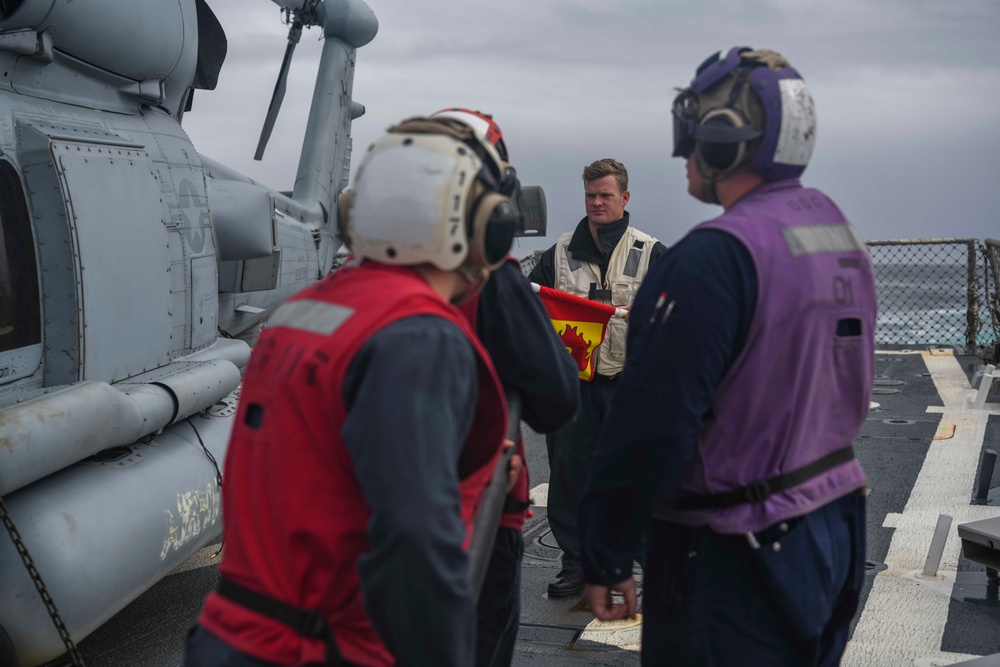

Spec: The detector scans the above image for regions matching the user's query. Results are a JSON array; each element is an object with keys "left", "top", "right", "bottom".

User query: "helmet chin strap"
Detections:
[
  {"left": 452, "top": 263, "right": 490, "bottom": 305},
  {"left": 697, "top": 152, "right": 757, "bottom": 205},
  {"left": 696, "top": 154, "right": 722, "bottom": 205}
]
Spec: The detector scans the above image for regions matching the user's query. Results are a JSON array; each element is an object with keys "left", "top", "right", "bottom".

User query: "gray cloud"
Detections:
[{"left": 185, "top": 0, "right": 1000, "bottom": 249}]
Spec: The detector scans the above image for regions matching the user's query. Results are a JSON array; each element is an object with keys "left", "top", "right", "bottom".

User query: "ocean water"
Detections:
[{"left": 872, "top": 255, "right": 998, "bottom": 348}]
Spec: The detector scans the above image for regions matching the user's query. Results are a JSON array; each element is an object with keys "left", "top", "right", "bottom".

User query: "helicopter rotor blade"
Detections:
[{"left": 254, "top": 21, "right": 303, "bottom": 161}]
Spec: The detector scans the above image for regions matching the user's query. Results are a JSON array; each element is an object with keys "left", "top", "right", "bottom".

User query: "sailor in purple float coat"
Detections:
[
  {"left": 579, "top": 47, "right": 876, "bottom": 666},
  {"left": 655, "top": 179, "right": 874, "bottom": 533}
]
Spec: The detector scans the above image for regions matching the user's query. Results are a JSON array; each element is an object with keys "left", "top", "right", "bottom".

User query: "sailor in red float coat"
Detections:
[
  {"left": 197, "top": 262, "right": 507, "bottom": 666},
  {"left": 186, "top": 114, "right": 522, "bottom": 667}
]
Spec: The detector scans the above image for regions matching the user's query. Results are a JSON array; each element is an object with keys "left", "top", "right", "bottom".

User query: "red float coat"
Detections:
[{"left": 198, "top": 262, "right": 507, "bottom": 666}]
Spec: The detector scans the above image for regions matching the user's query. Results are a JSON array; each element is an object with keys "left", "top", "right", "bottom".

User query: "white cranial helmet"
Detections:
[{"left": 339, "top": 117, "right": 517, "bottom": 274}]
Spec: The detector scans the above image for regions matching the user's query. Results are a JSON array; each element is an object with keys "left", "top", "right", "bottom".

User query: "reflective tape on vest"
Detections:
[
  {"left": 268, "top": 299, "right": 355, "bottom": 335},
  {"left": 782, "top": 224, "right": 867, "bottom": 257}
]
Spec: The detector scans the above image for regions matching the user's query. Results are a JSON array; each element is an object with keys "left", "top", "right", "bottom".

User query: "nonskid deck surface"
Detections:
[
  {"left": 68, "top": 349, "right": 1000, "bottom": 666},
  {"left": 844, "top": 348, "right": 1000, "bottom": 666}
]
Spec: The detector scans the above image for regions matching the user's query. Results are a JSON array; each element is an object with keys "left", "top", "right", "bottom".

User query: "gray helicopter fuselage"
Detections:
[{"left": 0, "top": 0, "right": 377, "bottom": 664}]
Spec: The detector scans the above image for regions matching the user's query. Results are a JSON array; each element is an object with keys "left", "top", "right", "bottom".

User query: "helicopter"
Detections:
[{"left": 0, "top": 0, "right": 379, "bottom": 664}]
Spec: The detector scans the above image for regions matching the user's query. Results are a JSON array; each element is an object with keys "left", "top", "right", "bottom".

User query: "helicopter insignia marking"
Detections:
[
  {"left": 177, "top": 178, "right": 209, "bottom": 254},
  {"left": 160, "top": 481, "right": 222, "bottom": 561}
]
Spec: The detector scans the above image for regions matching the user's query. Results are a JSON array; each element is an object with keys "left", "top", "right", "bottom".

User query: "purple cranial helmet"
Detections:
[{"left": 672, "top": 46, "right": 816, "bottom": 183}]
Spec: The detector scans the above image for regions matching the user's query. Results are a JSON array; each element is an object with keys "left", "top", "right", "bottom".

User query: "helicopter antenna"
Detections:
[{"left": 254, "top": 0, "right": 322, "bottom": 161}]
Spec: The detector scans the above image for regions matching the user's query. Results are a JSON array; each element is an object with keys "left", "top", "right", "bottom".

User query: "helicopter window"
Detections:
[{"left": 0, "top": 161, "right": 40, "bottom": 353}]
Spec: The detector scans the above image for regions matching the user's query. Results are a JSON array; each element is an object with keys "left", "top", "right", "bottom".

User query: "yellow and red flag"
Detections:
[{"left": 532, "top": 284, "right": 621, "bottom": 382}]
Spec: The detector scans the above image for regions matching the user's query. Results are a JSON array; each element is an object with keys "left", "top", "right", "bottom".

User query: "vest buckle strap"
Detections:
[
  {"left": 673, "top": 446, "right": 857, "bottom": 511},
  {"left": 588, "top": 283, "right": 612, "bottom": 301},
  {"left": 503, "top": 497, "right": 531, "bottom": 514},
  {"left": 217, "top": 576, "right": 344, "bottom": 666},
  {"left": 743, "top": 480, "right": 772, "bottom": 504}
]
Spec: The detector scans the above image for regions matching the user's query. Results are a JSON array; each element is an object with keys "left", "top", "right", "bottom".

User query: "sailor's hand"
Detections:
[
  {"left": 621, "top": 304, "right": 632, "bottom": 323},
  {"left": 503, "top": 439, "right": 522, "bottom": 493},
  {"left": 584, "top": 578, "right": 637, "bottom": 621}
]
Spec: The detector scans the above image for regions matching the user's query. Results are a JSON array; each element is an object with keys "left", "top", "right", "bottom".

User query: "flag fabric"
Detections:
[{"left": 533, "top": 284, "right": 620, "bottom": 382}]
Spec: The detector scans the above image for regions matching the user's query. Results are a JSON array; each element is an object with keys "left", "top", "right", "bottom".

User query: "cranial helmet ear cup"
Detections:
[
  {"left": 697, "top": 107, "right": 749, "bottom": 172},
  {"left": 466, "top": 191, "right": 517, "bottom": 270},
  {"left": 336, "top": 189, "right": 355, "bottom": 246},
  {"left": 498, "top": 166, "right": 527, "bottom": 236}
]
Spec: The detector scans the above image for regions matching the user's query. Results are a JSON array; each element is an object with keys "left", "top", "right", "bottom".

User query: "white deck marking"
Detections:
[
  {"left": 580, "top": 614, "right": 643, "bottom": 650},
  {"left": 529, "top": 482, "right": 549, "bottom": 508},
  {"left": 843, "top": 351, "right": 997, "bottom": 666}
]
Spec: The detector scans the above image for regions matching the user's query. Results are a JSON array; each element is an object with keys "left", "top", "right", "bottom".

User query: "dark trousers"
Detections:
[
  {"left": 546, "top": 380, "right": 618, "bottom": 572},
  {"left": 184, "top": 626, "right": 277, "bottom": 666},
  {"left": 475, "top": 527, "right": 524, "bottom": 667},
  {"left": 184, "top": 625, "right": 355, "bottom": 667},
  {"left": 641, "top": 491, "right": 866, "bottom": 667}
]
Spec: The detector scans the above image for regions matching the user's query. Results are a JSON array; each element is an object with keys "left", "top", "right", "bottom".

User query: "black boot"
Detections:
[{"left": 547, "top": 570, "right": 585, "bottom": 598}]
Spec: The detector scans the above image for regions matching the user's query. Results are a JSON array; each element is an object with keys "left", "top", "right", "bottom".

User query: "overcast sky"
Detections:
[{"left": 184, "top": 0, "right": 999, "bottom": 256}]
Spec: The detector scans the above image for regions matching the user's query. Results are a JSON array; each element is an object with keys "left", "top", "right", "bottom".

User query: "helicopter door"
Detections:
[{"left": 0, "top": 160, "right": 42, "bottom": 385}]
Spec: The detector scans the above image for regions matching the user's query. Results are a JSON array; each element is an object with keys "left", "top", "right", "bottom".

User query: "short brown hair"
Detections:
[{"left": 582, "top": 158, "right": 628, "bottom": 194}]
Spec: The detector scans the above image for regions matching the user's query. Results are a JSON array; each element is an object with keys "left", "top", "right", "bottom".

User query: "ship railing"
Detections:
[
  {"left": 868, "top": 238, "right": 998, "bottom": 357},
  {"left": 519, "top": 238, "right": 1000, "bottom": 360},
  {"left": 518, "top": 251, "right": 541, "bottom": 277},
  {"left": 985, "top": 239, "right": 1000, "bottom": 362}
]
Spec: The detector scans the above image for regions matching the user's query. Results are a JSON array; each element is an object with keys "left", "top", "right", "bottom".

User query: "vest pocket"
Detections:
[
  {"left": 606, "top": 315, "right": 628, "bottom": 358},
  {"left": 831, "top": 333, "right": 872, "bottom": 422},
  {"left": 605, "top": 284, "right": 635, "bottom": 359},
  {"left": 611, "top": 283, "right": 635, "bottom": 306}
]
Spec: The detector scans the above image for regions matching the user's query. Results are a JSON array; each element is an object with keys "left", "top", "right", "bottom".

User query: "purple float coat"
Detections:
[{"left": 654, "top": 179, "right": 876, "bottom": 533}]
